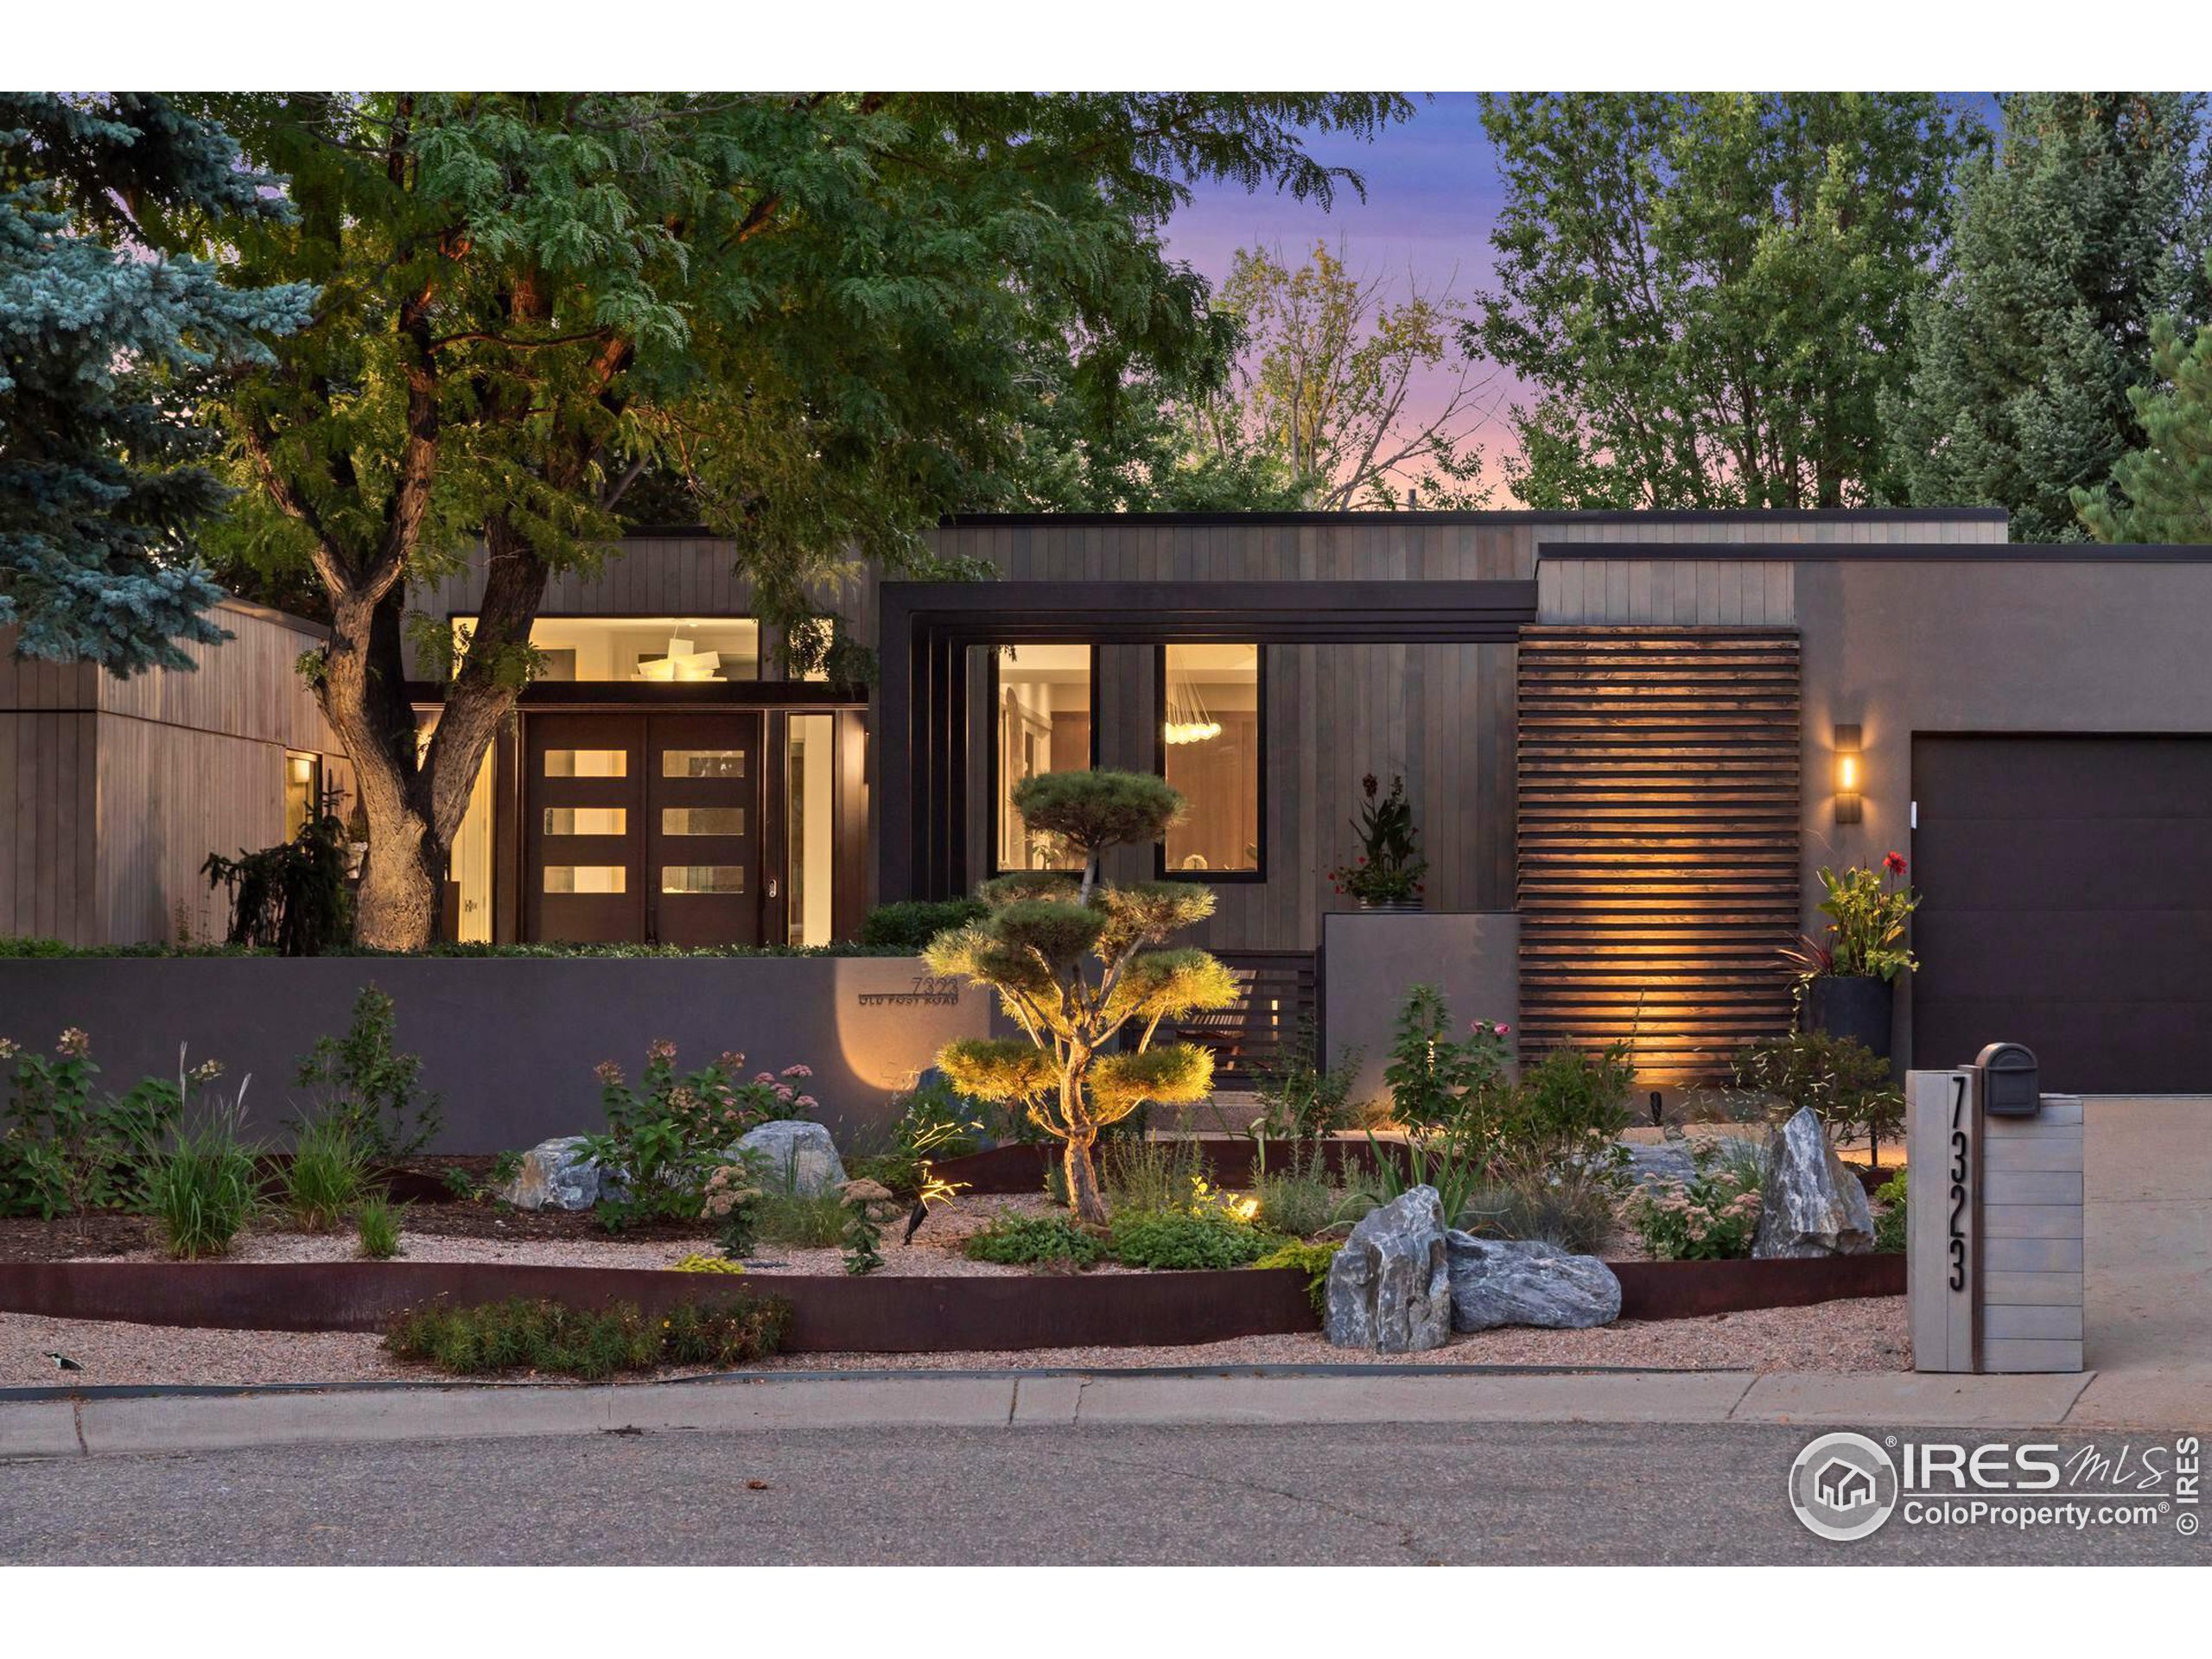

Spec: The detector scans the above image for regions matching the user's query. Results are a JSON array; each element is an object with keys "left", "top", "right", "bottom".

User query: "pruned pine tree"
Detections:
[{"left": 925, "top": 771, "right": 1239, "bottom": 1225}]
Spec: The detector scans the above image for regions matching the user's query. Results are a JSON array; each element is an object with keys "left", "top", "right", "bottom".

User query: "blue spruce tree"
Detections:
[{"left": 0, "top": 94, "right": 314, "bottom": 673}]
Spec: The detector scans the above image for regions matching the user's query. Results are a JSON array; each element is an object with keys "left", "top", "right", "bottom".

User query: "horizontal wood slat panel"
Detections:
[{"left": 1518, "top": 627, "right": 1801, "bottom": 1084}]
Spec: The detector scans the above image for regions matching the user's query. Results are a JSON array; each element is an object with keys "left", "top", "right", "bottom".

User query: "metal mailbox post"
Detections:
[{"left": 1907, "top": 1044, "right": 2085, "bottom": 1374}]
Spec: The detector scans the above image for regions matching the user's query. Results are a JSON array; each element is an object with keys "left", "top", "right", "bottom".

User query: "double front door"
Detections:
[{"left": 524, "top": 712, "right": 762, "bottom": 945}]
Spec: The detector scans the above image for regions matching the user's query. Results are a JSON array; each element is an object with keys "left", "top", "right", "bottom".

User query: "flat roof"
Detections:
[{"left": 1534, "top": 540, "right": 2212, "bottom": 562}]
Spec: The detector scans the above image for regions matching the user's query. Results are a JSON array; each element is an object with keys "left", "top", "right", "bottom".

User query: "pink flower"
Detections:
[
  {"left": 717, "top": 1050, "right": 747, "bottom": 1071},
  {"left": 795, "top": 1095, "right": 818, "bottom": 1111},
  {"left": 753, "top": 1071, "right": 778, "bottom": 1085},
  {"left": 773, "top": 1084, "right": 796, "bottom": 1102},
  {"left": 646, "top": 1038, "right": 677, "bottom": 1064},
  {"left": 56, "top": 1027, "right": 90, "bottom": 1058},
  {"left": 780, "top": 1064, "right": 813, "bottom": 1078},
  {"left": 594, "top": 1060, "right": 625, "bottom": 1086}
]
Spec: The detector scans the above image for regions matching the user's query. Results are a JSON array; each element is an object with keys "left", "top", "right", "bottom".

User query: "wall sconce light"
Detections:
[{"left": 1834, "top": 723, "right": 1863, "bottom": 824}]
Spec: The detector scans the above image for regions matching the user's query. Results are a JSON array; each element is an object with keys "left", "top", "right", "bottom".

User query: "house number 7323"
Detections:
[{"left": 1948, "top": 1073, "right": 1969, "bottom": 1292}]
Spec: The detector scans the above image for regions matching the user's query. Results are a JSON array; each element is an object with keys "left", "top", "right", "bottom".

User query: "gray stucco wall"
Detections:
[
  {"left": 1795, "top": 556, "right": 2212, "bottom": 1071},
  {"left": 0, "top": 957, "right": 990, "bottom": 1153},
  {"left": 1322, "top": 911, "right": 1520, "bottom": 1109}
]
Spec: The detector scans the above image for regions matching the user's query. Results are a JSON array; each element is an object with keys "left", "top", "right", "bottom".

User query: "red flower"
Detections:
[{"left": 1882, "top": 851, "right": 1907, "bottom": 877}]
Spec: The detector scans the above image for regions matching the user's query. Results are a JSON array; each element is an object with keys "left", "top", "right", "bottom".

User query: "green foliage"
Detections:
[
  {"left": 1889, "top": 94, "right": 2212, "bottom": 542},
  {"left": 928, "top": 771, "right": 1236, "bottom": 1223},
  {"left": 1109, "top": 1207, "right": 1274, "bottom": 1270},
  {"left": 1802, "top": 861, "right": 1920, "bottom": 982},
  {"left": 283, "top": 1113, "right": 371, "bottom": 1230},
  {"left": 0, "top": 94, "right": 314, "bottom": 674},
  {"left": 669, "top": 1252, "right": 747, "bottom": 1274},
  {"left": 1329, "top": 772, "right": 1427, "bottom": 906},
  {"left": 1459, "top": 1174, "right": 1618, "bottom": 1256},
  {"left": 1476, "top": 92, "right": 1982, "bottom": 509},
  {"left": 385, "top": 1294, "right": 789, "bottom": 1379},
  {"left": 1382, "top": 984, "right": 1512, "bottom": 1129},
  {"left": 1245, "top": 1019, "right": 1363, "bottom": 1142},
  {"left": 202, "top": 807, "right": 353, "bottom": 957},
  {"left": 858, "top": 899, "right": 988, "bottom": 951},
  {"left": 0, "top": 1030, "right": 190, "bottom": 1218},
  {"left": 840, "top": 1197, "right": 886, "bottom": 1275},
  {"left": 294, "top": 986, "right": 443, "bottom": 1163},
  {"left": 2079, "top": 264, "right": 2212, "bottom": 544},
  {"left": 1623, "top": 1146, "right": 1763, "bottom": 1261},
  {"left": 441, "top": 1165, "right": 483, "bottom": 1200},
  {"left": 1177, "top": 239, "right": 1492, "bottom": 509},
  {"left": 1873, "top": 1170, "right": 1909, "bottom": 1255},
  {"left": 1249, "top": 1147, "right": 1340, "bottom": 1239},
  {"left": 963, "top": 1212, "right": 1107, "bottom": 1268},
  {"left": 582, "top": 1041, "right": 812, "bottom": 1231},
  {"left": 1251, "top": 1238, "right": 1343, "bottom": 1316},
  {"left": 1101, "top": 1137, "right": 1214, "bottom": 1217},
  {"left": 143, "top": 1098, "right": 263, "bottom": 1259},
  {"left": 1732, "top": 1031, "right": 1905, "bottom": 1154},
  {"left": 0, "top": 937, "right": 912, "bottom": 960},
  {"left": 355, "top": 1193, "right": 404, "bottom": 1260},
  {"left": 752, "top": 1187, "right": 848, "bottom": 1249}
]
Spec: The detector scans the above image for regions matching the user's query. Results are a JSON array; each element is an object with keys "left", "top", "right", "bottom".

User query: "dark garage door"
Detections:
[{"left": 1913, "top": 735, "right": 2212, "bottom": 1092}]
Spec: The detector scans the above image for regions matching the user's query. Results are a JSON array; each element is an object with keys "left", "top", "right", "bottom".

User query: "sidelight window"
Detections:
[{"left": 1159, "top": 643, "right": 1262, "bottom": 878}]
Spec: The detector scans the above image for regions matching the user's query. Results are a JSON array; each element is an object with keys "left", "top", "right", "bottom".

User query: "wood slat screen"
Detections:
[{"left": 1516, "top": 627, "right": 1802, "bottom": 1084}]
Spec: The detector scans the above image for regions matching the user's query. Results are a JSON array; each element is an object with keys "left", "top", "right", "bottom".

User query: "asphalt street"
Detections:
[{"left": 3, "top": 1420, "right": 2202, "bottom": 1565}]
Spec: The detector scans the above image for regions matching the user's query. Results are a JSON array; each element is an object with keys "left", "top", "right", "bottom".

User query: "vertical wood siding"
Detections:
[{"left": 1516, "top": 627, "right": 1802, "bottom": 1083}]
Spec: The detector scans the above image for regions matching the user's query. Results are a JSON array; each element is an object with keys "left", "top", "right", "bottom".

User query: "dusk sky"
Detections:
[{"left": 1163, "top": 92, "right": 2007, "bottom": 499}]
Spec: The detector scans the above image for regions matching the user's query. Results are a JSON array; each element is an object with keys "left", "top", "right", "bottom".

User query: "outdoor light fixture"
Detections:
[{"left": 1834, "top": 724, "right": 1863, "bottom": 823}]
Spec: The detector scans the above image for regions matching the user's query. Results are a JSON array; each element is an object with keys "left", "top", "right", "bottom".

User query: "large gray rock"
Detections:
[
  {"left": 736, "top": 1120, "right": 847, "bottom": 1196},
  {"left": 1325, "top": 1185, "right": 1453, "bottom": 1353},
  {"left": 1446, "top": 1232, "right": 1622, "bottom": 1331},
  {"left": 1752, "top": 1105, "right": 1876, "bottom": 1258},
  {"left": 496, "top": 1136, "right": 605, "bottom": 1211}
]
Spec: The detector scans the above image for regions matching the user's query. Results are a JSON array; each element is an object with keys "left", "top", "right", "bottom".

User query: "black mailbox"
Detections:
[{"left": 1976, "top": 1042, "right": 2041, "bottom": 1116}]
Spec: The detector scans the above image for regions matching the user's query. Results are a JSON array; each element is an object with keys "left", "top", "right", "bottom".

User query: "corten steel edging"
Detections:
[
  {"left": 1608, "top": 1254, "right": 1904, "bottom": 1319},
  {"left": 0, "top": 1262, "right": 1321, "bottom": 1351}
]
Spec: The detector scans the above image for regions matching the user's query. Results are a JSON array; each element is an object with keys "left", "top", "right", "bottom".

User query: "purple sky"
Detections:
[{"left": 1163, "top": 92, "right": 2010, "bottom": 501}]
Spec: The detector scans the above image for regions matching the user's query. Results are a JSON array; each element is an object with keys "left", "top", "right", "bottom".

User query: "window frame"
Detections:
[
  {"left": 283, "top": 748, "right": 324, "bottom": 841},
  {"left": 1153, "top": 641, "right": 1267, "bottom": 884},
  {"left": 987, "top": 641, "right": 1100, "bottom": 876}
]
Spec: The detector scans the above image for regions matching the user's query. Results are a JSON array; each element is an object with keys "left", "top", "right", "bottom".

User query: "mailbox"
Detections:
[{"left": 1975, "top": 1042, "right": 2041, "bottom": 1116}]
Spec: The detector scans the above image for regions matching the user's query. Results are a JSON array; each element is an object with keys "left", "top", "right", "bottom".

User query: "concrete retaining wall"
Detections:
[
  {"left": 0, "top": 957, "right": 990, "bottom": 1152},
  {"left": 1322, "top": 911, "right": 1521, "bottom": 1107}
]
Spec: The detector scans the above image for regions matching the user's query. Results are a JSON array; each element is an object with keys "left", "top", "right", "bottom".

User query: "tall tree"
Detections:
[
  {"left": 0, "top": 95, "right": 313, "bottom": 672},
  {"left": 1887, "top": 93, "right": 2212, "bottom": 542},
  {"left": 189, "top": 93, "right": 1407, "bottom": 949},
  {"left": 2076, "top": 271, "right": 2212, "bottom": 543},
  {"left": 1181, "top": 240, "right": 1493, "bottom": 508},
  {"left": 1471, "top": 93, "right": 1982, "bottom": 510}
]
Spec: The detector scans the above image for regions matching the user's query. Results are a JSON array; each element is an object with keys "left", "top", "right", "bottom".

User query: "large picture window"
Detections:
[
  {"left": 992, "top": 644, "right": 1094, "bottom": 871},
  {"left": 1159, "top": 643, "right": 1262, "bottom": 878},
  {"left": 449, "top": 616, "right": 762, "bottom": 682}
]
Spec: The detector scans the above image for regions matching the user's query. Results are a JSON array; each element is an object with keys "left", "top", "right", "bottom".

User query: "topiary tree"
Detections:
[{"left": 925, "top": 770, "right": 1238, "bottom": 1224}]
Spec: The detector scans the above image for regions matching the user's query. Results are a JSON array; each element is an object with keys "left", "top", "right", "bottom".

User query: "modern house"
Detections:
[{"left": 9, "top": 506, "right": 2212, "bottom": 1096}]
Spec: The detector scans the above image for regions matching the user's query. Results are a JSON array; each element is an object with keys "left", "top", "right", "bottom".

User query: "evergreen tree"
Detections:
[
  {"left": 2076, "top": 271, "right": 2212, "bottom": 543},
  {"left": 1471, "top": 93, "right": 1981, "bottom": 510},
  {"left": 0, "top": 95, "right": 313, "bottom": 672},
  {"left": 1888, "top": 93, "right": 2212, "bottom": 542},
  {"left": 186, "top": 93, "right": 1405, "bottom": 949}
]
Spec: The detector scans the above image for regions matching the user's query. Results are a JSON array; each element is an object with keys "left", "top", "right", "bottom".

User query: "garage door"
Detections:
[{"left": 1913, "top": 735, "right": 2212, "bottom": 1092}]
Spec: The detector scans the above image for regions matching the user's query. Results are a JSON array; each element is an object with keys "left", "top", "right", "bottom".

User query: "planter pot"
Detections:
[
  {"left": 1356, "top": 897, "right": 1425, "bottom": 913},
  {"left": 1805, "top": 975, "right": 1894, "bottom": 1063}
]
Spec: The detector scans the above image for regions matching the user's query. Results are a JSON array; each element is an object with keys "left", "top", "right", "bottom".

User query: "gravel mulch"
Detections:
[{"left": 0, "top": 1295, "right": 1908, "bottom": 1389}]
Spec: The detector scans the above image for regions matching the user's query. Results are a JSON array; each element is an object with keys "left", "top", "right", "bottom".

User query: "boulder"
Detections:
[
  {"left": 1752, "top": 1105, "right": 1876, "bottom": 1258},
  {"left": 1324, "top": 1185, "right": 1453, "bottom": 1353},
  {"left": 496, "top": 1136, "right": 605, "bottom": 1212},
  {"left": 736, "top": 1120, "right": 848, "bottom": 1196},
  {"left": 1445, "top": 1233, "right": 1622, "bottom": 1331}
]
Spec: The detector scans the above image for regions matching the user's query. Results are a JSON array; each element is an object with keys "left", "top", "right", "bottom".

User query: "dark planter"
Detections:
[
  {"left": 1806, "top": 974, "right": 1894, "bottom": 1062},
  {"left": 1356, "top": 896, "right": 1424, "bottom": 913}
]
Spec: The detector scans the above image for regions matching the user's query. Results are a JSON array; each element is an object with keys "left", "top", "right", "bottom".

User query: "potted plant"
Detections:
[
  {"left": 1329, "top": 772, "right": 1427, "bottom": 911},
  {"left": 1783, "top": 851, "right": 1918, "bottom": 1061}
]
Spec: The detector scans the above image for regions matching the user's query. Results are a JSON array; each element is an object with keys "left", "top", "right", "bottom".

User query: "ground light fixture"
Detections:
[{"left": 1834, "top": 723, "right": 1863, "bottom": 823}]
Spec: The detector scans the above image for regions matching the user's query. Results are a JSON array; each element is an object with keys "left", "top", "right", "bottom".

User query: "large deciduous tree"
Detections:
[
  {"left": 188, "top": 92, "right": 1407, "bottom": 949},
  {"left": 1887, "top": 93, "right": 2212, "bottom": 542},
  {"left": 1179, "top": 239, "right": 1493, "bottom": 508},
  {"left": 0, "top": 94, "right": 313, "bottom": 672},
  {"left": 1471, "top": 92, "right": 1982, "bottom": 510}
]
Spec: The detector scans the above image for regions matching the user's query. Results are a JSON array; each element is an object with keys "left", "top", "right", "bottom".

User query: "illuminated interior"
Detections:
[
  {"left": 1162, "top": 643, "right": 1261, "bottom": 874},
  {"left": 283, "top": 750, "right": 321, "bottom": 841},
  {"left": 992, "top": 643, "right": 1092, "bottom": 871},
  {"left": 787, "top": 713, "right": 836, "bottom": 945},
  {"left": 450, "top": 616, "right": 762, "bottom": 682}
]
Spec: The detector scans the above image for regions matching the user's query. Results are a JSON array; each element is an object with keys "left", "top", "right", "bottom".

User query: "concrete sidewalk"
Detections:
[{"left": 3, "top": 1360, "right": 2172, "bottom": 1460}]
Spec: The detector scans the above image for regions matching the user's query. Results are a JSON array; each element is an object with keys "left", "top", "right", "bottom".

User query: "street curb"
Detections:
[{"left": 4, "top": 1364, "right": 2180, "bottom": 1459}]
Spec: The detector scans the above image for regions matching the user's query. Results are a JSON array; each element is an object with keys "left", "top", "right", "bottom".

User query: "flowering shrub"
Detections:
[
  {"left": 1328, "top": 772, "right": 1427, "bottom": 905},
  {"left": 1383, "top": 986, "right": 1511, "bottom": 1129},
  {"left": 1623, "top": 1147, "right": 1762, "bottom": 1261},
  {"left": 1787, "top": 854, "right": 1919, "bottom": 983},
  {"left": 581, "top": 1040, "right": 820, "bottom": 1230},
  {"left": 0, "top": 1029, "right": 205, "bottom": 1218}
]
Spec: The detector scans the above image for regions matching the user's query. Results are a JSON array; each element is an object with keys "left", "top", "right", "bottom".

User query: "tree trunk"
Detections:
[{"left": 1063, "top": 1133, "right": 1109, "bottom": 1226}]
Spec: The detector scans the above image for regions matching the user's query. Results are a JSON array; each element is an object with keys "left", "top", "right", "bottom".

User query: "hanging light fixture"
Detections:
[
  {"left": 1164, "top": 661, "right": 1221, "bottom": 746},
  {"left": 634, "top": 634, "right": 723, "bottom": 683}
]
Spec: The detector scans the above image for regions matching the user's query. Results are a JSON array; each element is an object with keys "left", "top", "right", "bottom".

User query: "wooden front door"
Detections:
[{"left": 524, "top": 711, "right": 763, "bottom": 946}]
